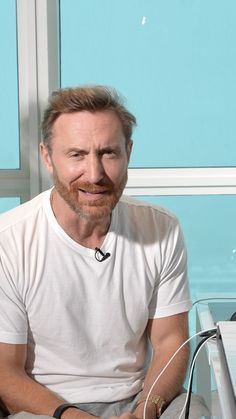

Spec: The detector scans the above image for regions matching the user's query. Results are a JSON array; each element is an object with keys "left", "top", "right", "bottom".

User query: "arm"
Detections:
[
  {"left": 133, "top": 312, "right": 189, "bottom": 419},
  {"left": 0, "top": 343, "right": 98, "bottom": 419}
]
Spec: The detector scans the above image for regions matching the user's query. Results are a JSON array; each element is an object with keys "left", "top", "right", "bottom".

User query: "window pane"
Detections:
[
  {"left": 0, "top": 197, "right": 20, "bottom": 213},
  {"left": 0, "top": 0, "right": 20, "bottom": 169},
  {"left": 137, "top": 195, "right": 236, "bottom": 297},
  {"left": 60, "top": 0, "right": 236, "bottom": 168}
]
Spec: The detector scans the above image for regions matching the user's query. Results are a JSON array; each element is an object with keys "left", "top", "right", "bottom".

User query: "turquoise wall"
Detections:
[
  {"left": 0, "top": 197, "right": 20, "bottom": 213},
  {"left": 0, "top": 0, "right": 20, "bottom": 212},
  {"left": 59, "top": 0, "right": 236, "bottom": 300},
  {"left": 0, "top": 0, "right": 19, "bottom": 169},
  {"left": 60, "top": 0, "right": 236, "bottom": 168},
  {"left": 138, "top": 195, "right": 236, "bottom": 297}
]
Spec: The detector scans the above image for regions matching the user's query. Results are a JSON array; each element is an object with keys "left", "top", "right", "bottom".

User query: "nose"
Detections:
[{"left": 85, "top": 154, "right": 105, "bottom": 184}]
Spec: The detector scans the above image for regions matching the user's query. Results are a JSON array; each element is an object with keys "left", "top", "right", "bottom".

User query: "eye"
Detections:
[
  {"left": 100, "top": 148, "right": 119, "bottom": 159},
  {"left": 104, "top": 150, "right": 116, "bottom": 158},
  {"left": 68, "top": 151, "right": 84, "bottom": 160}
]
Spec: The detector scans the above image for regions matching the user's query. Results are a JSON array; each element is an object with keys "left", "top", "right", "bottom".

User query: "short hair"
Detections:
[{"left": 41, "top": 85, "right": 137, "bottom": 151}]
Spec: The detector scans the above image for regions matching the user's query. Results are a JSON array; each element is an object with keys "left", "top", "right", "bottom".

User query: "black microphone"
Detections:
[{"left": 94, "top": 247, "right": 111, "bottom": 262}]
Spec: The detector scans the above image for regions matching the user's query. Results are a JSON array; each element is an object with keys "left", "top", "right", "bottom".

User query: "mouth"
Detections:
[{"left": 78, "top": 188, "right": 110, "bottom": 200}]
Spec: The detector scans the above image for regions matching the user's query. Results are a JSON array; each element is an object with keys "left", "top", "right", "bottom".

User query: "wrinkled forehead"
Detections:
[{"left": 51, "top": 110, "right": 128, "bottom": 148}]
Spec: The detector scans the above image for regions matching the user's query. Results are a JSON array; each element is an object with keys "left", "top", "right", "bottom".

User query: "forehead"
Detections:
[{"left": 52, "top": 110, "right": 124, "bottom": 141}]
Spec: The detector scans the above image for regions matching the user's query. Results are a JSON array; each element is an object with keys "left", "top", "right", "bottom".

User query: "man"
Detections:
[{"left": 0, "top": 86, "right": 209, "bottom": 419}]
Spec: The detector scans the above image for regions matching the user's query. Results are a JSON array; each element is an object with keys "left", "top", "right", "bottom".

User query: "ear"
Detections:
[
  {"left": 126, "top": 139, "right": 133, "bottom": 163},
  {"left": 40, "top": 143, "right": 53, "bottom": 176}
]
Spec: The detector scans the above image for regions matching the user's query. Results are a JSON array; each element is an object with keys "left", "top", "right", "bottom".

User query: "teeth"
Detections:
[
  {"left": 79, "top": 188, "right": 107, "bottom": 195},
  {"left": 81, "top": 190, "right": 104, "bottom": 194}
]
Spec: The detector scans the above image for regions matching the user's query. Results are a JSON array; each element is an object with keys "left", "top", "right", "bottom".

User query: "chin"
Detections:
[
  {"left": 76, "top": 206, "right": 112, "bottom": 221},
  {"left": 73, "top": 195, "right": 121, "bottom": 221}
]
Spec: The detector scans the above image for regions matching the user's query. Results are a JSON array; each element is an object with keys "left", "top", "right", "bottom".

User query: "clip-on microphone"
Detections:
[{"left": 94, "top": 247, "right": 111, "bottom": 262}]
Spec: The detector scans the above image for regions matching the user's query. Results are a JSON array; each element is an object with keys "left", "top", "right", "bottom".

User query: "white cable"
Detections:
[
  {"left": 176, "top": 333, "right": 216, "bottom": 419},
  {"left": 143, "top": 327, "right": 217, "bottom": 419}
]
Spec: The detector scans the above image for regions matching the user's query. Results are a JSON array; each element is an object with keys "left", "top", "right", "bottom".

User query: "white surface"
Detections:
[
  {"left": 196, "top": 298, "right": 236, "bottom": 419},
  {"left": 217, "top": 322, "right": 236, "bottom": 397}
]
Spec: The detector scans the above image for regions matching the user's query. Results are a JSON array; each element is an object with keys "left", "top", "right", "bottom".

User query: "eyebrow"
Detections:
[
  {"left": 66, "top": 145, "right": 122, "bottom": 154},
  {"left": 98, "top": 145, "right": 121, "bottom": 153},
  {"left": 66, "top": 147, "right": 86, "bottom": 155}
]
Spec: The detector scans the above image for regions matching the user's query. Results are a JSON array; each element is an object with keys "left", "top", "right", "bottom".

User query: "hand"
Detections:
[
  {"left": 133, "top": 401, "right": 158, "bottom": 419},
  {"left": 108, "top": 407, "right": 156, "bottom": 419},
  {"left": 108, "top": 414, "right": 139, "bottom": 419},
  {"left": 61, "top": 407, "right": 100, "bottom": 419}
]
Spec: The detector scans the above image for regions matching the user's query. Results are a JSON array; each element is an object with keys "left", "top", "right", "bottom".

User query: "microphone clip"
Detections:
[{"left": 95, "top": 247, "right": 111, "bottom": 262}]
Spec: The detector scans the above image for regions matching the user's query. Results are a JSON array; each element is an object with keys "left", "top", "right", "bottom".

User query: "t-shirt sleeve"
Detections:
[
  {"left": 148, "top": 216, "right": 192, "bottom": 318},
  {"left": 0, "top": 258, "right": 28, "bottom": 344}
]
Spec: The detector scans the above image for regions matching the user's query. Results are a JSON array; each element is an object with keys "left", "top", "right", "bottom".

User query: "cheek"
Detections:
[
  {"left": 54, "top": 160, "right": 83, "bottom": 183},
  {"left": 106, "top": 162, "right": 128, "bottom": 183}
]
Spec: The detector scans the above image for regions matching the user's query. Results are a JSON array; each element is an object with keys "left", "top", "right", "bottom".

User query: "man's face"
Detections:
[{"left": 41, "top": 110, "right": 132, "bottom": 221}]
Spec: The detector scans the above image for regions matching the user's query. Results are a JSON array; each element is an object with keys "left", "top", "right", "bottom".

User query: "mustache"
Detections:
[{"left": 71, "top": 181, "right": 114, "bottom": 193}]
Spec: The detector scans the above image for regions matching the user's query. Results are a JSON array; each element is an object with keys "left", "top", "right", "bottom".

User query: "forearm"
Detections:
[
  {"left": 133, "top": 342, "right": 189, "bottom": 418},
  {"left": 143, "top": 342, "right": 189, "bottom": 400},
  {"left": 0, "top": 370, "right": 97, "bottom": 419}
]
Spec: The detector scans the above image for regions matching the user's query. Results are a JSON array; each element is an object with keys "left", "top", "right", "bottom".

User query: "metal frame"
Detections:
[
  {"left": 19, "top": 0, "right": 59, "bottom": 197},
  {"left": 125, "top": 167, "right": 236, "bottom": 195}
]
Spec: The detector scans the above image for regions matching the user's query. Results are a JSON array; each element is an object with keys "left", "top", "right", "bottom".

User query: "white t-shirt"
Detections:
[{"left": 0, "top": 189, "right": 191, "bottom": 403}]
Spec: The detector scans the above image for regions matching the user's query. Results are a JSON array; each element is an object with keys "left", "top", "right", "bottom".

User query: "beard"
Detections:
[{"left": 52, "top": 169, "right": 128, "bottom": 221}]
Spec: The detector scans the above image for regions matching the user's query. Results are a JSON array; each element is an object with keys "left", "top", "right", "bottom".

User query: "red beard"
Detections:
[{"left": 53, "top": 171, "right": 128, "bottom": 221}]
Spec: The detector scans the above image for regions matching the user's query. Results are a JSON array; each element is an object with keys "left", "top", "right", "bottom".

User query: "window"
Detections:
[
  {"left": 0, "top": 0, "right": 59, "bottom": 211},
  {"left": 1, "top": 1, "right": 236, "bottom": 300}
]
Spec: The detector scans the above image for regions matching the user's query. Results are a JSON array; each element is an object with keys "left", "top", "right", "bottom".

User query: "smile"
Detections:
[{"left": 78, "top": 189, "right": 109, "bottom": 200}]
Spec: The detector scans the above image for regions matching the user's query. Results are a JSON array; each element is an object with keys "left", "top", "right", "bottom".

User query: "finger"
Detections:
[{"left": 119, "top": 413, "right": 137, "bottom": 419}]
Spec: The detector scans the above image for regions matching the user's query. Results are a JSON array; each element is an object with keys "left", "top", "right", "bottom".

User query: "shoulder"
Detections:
[
  {"left": 118, "top": 195, "right": 179, "bottom": 225},
  {"left": 116, "top": 195, "right": 182, "bottom": 244},
  {"left": 0, "top": 189, "right": 51, "bottom": 234}
]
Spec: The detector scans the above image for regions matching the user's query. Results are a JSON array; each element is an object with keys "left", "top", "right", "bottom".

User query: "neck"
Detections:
[{"left": 50, "top": 189, "right": 111, "bottom": 249}]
